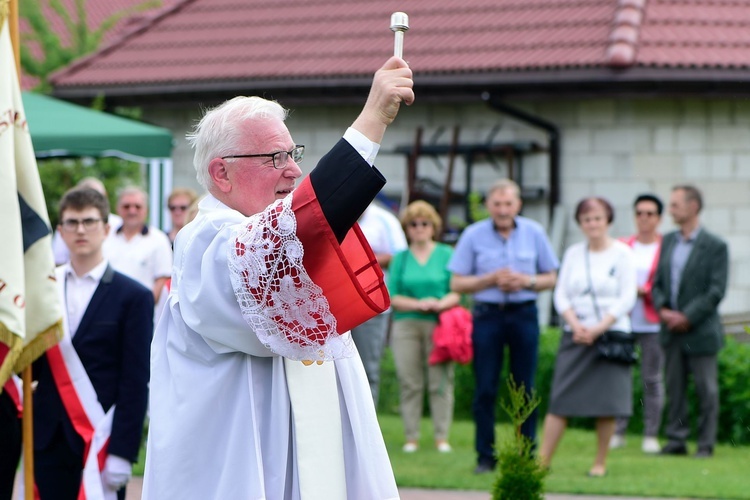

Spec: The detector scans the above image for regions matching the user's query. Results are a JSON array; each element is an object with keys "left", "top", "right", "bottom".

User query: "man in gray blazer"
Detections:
[{"left": 651, "top": 185, "right": 728, "bottom": 458}]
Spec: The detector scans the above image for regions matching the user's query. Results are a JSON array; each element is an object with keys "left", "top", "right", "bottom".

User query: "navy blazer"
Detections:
[{"left": 33, "top": 265, "right": 154, "bottom": 462}]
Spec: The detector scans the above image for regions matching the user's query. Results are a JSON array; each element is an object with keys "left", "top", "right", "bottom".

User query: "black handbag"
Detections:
[
  {"left": 595, "top": 330, "right": 638, "bottom": 365},
  {"left": 585, "top": 247, "right": 639, "bottom": 365}
]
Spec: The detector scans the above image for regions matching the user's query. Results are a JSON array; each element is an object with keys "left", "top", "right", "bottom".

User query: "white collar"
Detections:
[{"left": 65, "top": 259, "right": 109, "bottom": 281}]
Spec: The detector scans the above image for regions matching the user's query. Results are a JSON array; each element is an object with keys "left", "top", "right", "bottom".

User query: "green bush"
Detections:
[
  {"left": 493, "top": 378, "right": 547, "bottom": 500},
  {"left": 493, "top": 441, "right": 547, "bottom": 500},
  {"left": 379, "top": 328, "right": 750, "bottom": 445},
  {"left": 717, "top": 336, "right": 750, "bottom": 444}
]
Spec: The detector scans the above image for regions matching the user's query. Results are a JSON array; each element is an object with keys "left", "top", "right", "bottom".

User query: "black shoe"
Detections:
[
  {"left": 473, "top": 462, "right": 495, "bottom": 474},
  {"left": 694, "top": 447, "right": 714, "bottom": 458},
  {"left": 659, "top": 442, "right": 688, "bottom": 455}
]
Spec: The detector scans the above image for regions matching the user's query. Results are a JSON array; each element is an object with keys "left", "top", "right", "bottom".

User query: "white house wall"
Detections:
[{"left": 142, "top": 95, "right": 750, "bottom": 315}]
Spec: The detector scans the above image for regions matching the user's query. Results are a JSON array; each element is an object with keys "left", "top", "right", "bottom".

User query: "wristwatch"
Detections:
[{"left": 528, "top": 275, "right": 537, "bottom": 290}]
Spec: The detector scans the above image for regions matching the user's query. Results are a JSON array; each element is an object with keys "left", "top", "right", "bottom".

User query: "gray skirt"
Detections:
[{"left": 548, "top": 331, "right": 633, "bottom": 417}]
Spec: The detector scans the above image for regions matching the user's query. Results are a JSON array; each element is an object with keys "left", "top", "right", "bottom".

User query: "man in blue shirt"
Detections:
[{"left": 449, "top": 179, "right": 559, "bottom": 474}]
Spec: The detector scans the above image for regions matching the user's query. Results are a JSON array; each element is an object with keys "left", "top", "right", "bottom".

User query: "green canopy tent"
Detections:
[{"left": 22, "top": 91, "right": 175, "bottom": 229}]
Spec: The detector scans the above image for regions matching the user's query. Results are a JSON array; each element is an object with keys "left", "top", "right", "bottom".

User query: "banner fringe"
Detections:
[
  {"left": 1, "top": 320, "right": 64, "bottom": 392},
  {"left": 14, "top": 319, "right": 64, "bottom": 374}
]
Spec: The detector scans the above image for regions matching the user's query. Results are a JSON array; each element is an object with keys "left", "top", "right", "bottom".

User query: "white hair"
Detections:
[
  {"left": 187, "top": 96, "right": 289, "bottom": 190},
  {"left": 486, "top": 178, "right": 521, "bottom": 199},
  {"left": 116, "top": 185, "right": 148, "bottom": 205},
  {"left": 76, "top": 177, "right": 107, "bottom": 196}
]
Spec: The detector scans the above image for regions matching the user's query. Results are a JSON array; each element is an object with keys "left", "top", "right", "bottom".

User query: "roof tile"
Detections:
[{"left": 48, "top": 0, "right": 750, "bottom": 91}]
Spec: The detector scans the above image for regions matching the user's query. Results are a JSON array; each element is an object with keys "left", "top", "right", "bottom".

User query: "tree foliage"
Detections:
[
  {"left": 20, "top": 0, "right": 161, "bottom": 90},
  {"left": 492, "top": 377, "right": 548, "bottom": 500}
]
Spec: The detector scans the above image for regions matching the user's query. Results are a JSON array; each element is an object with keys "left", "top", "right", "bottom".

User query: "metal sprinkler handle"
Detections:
[{"left": 390, "top": 12, "right": 409, "bottom": 58}]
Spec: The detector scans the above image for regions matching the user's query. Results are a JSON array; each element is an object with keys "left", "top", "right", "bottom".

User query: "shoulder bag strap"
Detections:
[{"left": 585, "top": 246, "right": 602, "bottom": 322}]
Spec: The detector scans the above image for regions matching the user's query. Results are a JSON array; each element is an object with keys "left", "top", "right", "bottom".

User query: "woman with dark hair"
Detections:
[
  {"left": 540, "top": 197, "right": 637, "bottom": 477},
  {"left": 388, "top": 200, "right": 460, "bottom": 453}
]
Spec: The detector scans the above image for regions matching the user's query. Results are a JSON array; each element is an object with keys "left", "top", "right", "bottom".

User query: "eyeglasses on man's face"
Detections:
[
  {"left": 60, "top": 218, "right": 103, "bottom": 232},
  {"left": 169, "top": 204, "right": 189, "bottom": 212},
  {"left": 221, "top": 145, "right": 305, "bottom": 170}
]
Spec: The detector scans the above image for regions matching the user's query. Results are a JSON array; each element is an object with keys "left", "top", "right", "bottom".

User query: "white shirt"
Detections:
[
  {"left": 358, "top": 203, "right": 407, "bottom": 257},
  {"left": 63, "top": 260, "right": 108, "bottom": 337},
  {"left": 554, "top": 240, "right": 637, "bottom": 333},
  {"left": 102, "top": 225, "right": 172, "bottom": 291}
]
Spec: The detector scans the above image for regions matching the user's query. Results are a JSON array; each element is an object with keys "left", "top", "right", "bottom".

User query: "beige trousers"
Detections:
[{"left": 391, "top": 318, "right": 455, "bottom": 442}]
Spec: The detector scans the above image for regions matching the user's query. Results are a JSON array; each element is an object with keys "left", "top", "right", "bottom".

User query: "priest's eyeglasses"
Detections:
[
  {"left": 221, "top": 145, "right": 305, "bottom": 170},
  {"left": 61, "top": 218, "right": 103, "bottom": 232}
]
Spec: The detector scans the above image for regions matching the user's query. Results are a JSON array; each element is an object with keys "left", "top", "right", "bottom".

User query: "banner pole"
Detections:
[
  {"left": 22, "top": 367, "right": 33, "bottom": 500},
  {"left": 8, "top": 0, "right": 35, "bottom": 498},
  {"left": 9, "top": 0, "right": 19, "bottom": 75}
]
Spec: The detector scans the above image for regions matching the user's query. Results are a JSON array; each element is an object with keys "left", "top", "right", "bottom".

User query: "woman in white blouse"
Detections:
[{"left": 540, "top": 197, "right": 637, "bottom": 477}]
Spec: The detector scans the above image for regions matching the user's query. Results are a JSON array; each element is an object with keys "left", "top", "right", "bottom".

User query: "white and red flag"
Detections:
[{"left": 0, "top": 9, "right": 63, "bottom": 394}]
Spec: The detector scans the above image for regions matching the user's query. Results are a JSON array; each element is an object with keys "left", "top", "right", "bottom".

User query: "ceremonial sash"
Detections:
[
  {"left": 46, "top": 337, "right": 115, "bottom": 500},
  {"left": 48, "top": 268, "right": 115, "bottom": 500}
]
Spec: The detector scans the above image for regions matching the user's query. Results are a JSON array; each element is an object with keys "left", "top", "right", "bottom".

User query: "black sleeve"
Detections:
[{"left": 309, "top": 139, "right": 386, "bottom": 243}]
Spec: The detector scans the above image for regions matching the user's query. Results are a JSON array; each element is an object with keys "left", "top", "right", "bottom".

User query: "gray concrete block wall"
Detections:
[{"left": 142, "top": 95, "right": 750, "bottom": 315}]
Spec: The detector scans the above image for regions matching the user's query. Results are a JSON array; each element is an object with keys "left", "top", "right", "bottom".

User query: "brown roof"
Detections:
[{"left": 49, "top": 0, "right": 750, "bottom": 102}]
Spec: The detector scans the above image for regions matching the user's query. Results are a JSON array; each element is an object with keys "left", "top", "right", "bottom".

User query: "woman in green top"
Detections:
[{"left": 388, "top": 200, "right": 461, "bottom": 453}]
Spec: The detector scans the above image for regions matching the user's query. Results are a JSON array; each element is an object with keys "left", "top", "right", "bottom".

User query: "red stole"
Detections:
[{"left": 291, "top": 177, "right": 389, "bottom": 333}]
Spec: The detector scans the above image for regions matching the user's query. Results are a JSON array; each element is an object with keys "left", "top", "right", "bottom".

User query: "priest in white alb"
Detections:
[{"left": 142, "top": 56, "right": 414, "bottom": 499}]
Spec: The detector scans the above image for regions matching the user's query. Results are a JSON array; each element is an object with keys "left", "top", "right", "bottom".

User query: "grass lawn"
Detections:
[
  {"left": 133, "top": 414, "right": 748, "bottom": 498},
  {"left": 379, "top": 414, "right": 750, "bottom": 499}
]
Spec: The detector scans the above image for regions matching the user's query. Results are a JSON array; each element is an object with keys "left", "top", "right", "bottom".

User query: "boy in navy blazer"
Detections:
[{"left": 33, "top": 187, "right": 153, "bottom": 499}]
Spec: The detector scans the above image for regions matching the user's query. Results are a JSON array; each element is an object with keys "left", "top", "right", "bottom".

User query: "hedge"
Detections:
[{"left": 378, "top": 327, "right": 750, "bottom": 445}]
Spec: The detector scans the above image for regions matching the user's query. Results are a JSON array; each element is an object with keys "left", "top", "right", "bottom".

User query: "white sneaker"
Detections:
[
  {"left": 642, "top": 437, "right": 661, "bottom": 454},
  {"left": 402, "top": 442, "right": 418, "bottom": 453},
  {"left": 609, "top": 435, "right": 626, "bottom": 449},
  {"left": 436, "top": 442, "right": 452, "bottom": 453}
]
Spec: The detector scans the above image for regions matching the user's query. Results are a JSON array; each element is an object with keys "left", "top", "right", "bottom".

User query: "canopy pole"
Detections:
[
  {"left": 9, "top": 0, "right": 19, "bottom": 75},
  {"left": 22, "top": 369, "right": 33, "bottom": 499},
  {"left": 161, "top": 158, "right": 173, "bottom": 232},
  {"left": 148, "top": 159, "right": 161, "bottom": 229}
]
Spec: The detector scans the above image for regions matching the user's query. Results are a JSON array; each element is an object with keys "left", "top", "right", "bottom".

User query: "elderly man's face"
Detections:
[
  {"left": 117, "top": 191, "right": 148, "bottom": 230},
  {"left": 221, "top": 118, "right": 303, "bottom": 217},
  {"left": 486, "top": 187, "right": 521, "bottom": 232}
]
